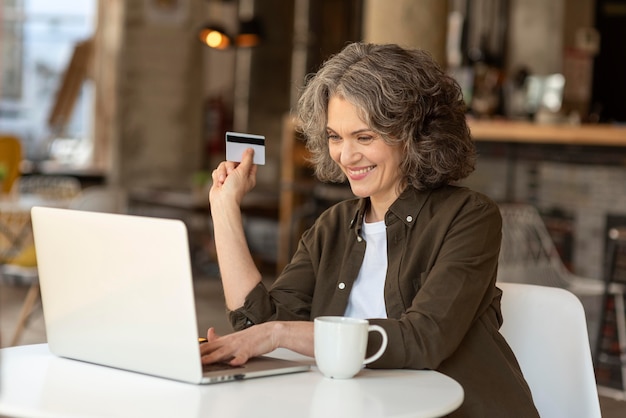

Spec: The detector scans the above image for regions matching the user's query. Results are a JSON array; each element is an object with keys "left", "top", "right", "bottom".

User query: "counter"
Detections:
[{"left": 468, "top": 119, "right": 626, "bottom": 147}]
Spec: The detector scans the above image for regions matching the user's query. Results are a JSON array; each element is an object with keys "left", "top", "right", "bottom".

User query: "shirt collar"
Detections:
[
  {"left": 349, "top": 187, "right": 432, "bottom": 235},
  {"left": 388, "top": 187, "right": 432, "bottom": 227}
]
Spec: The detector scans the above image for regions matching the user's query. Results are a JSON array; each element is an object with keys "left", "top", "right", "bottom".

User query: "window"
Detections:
[{"left": 0, "top": 0, "right": 96, "bottom": 165}]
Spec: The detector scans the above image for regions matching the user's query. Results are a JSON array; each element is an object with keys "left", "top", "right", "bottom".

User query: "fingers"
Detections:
[
  {"left": 211, "top": 148, "right": 256, "bottom": 188},
  {"left": 228, "top": 353, "right": 250, "bottom": 366},
  {"left": 200, "top": 338, "right": 224, "bottom": 362},
  {"left": 212, "top": 161, "right": 236, "bottom": 185},
  {"left": 200, "top": 327, "right": 234, "bottom": 364},
  {"left": 200, "top": 340, "right": 250, "bottom": 365},
  {"left": 200, "top": 324, "right": 269, "bottom": 366},
  {"left": 206, "top": 327, "right": 220, "bottom": 342},
  {"left": 238, "top": 148, "right": 255, "bottom": 172}
]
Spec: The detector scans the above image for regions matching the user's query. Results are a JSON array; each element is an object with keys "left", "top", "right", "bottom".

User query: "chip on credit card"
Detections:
[{"left": 225, "top": 131, "right": 265, "bottom": 165}]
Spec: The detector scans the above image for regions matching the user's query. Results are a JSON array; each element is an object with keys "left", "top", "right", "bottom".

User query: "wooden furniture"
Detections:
[
  {"left": 468, "top": 119, "right": 626, "bottom": 146},
  {"left": 277, "top": 116, "right": 314, "bottom": 273},
  {"left": 0, "top": 344, "right": 464, "bottom": 418}
]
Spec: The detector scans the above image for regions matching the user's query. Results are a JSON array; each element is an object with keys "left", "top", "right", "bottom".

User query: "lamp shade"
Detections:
[{"left": 236, "top": 18, "right": 263, "bottom": 48}]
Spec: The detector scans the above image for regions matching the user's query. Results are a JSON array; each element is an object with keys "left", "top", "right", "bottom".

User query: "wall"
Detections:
[
  {"left": 507, "top": 0, "right": 564, "bottom": 75},
  {"left": 243, "top": 0, "right": 295, "bottom": 187},
  {"left": 362, "top": 0, "right": 448, "bottom": 64},
  {"left": 114, "top": 0, "right": 205, "bottom": 190}
]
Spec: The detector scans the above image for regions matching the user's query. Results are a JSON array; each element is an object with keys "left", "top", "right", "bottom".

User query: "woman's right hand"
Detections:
[{"left": 209, "top": 148, "right": 258, "bottom": 207}]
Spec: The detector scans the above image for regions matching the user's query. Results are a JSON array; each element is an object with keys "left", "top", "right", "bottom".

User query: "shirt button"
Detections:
[
  {"left": 406, "top": 215, "right": 413, "bottom": 223},
  {"left": 338, "top": 282, "right": 346, "bottom": 290}
]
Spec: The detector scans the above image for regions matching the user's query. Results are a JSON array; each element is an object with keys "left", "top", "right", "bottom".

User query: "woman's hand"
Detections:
[
  {"left": 200, "top": 323, "right": 281, "bottom": 366},
  {"left": 200, "top": 321, "right": 315, "bottom": 366},
  {"left": 209, "top": 148, "right": 257, "bottom": 207}
]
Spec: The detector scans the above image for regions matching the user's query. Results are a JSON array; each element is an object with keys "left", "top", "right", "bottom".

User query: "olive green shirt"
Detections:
[{"left": 229, "top": 185, "right": 539, "bottom": 417}]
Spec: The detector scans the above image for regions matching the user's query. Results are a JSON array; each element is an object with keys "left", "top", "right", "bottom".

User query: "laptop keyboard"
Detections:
[{"left": 202, "top": 362, "right": 244, "bottom": 372}]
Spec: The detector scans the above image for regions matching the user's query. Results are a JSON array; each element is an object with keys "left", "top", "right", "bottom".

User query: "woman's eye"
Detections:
[
  {"left": 327, "top": 133, "right": 341, "bottom": 141},
  {"left": 358, "top": 135, "right": 374, "bottom": 143}
]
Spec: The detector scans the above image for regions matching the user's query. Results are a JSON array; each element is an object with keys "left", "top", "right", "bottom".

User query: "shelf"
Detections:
[{"left": 468, "top": 119, "right": 626, "bottom": 147}]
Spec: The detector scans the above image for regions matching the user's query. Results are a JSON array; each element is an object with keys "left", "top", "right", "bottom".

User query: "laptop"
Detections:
[{"left": 30, "top": 206, "right": 309, "bottom": 384}]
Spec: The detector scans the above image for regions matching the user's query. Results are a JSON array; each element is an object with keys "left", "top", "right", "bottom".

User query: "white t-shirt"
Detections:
[{"left": 344, "top": 218, "right": 388, "bottom": 319}]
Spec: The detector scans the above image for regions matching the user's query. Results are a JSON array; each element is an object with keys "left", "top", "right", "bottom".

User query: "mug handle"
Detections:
[{"left": 363, "top": 324, "right": 388, "bottom": 365}]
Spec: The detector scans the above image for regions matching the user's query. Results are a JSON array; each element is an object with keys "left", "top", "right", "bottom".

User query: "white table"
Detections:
[{"left": 0, "top": 344, "right": 464, "bottom": 418}]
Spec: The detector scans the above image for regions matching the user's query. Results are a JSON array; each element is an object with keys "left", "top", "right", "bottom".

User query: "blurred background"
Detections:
[{"left": 2, "top": 0, "right": 621, "bottom": 192}]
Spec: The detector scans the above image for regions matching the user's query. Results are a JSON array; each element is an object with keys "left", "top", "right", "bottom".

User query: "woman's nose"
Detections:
[{"left": 340, "top": 140, "right": 359, "bottom": 164}]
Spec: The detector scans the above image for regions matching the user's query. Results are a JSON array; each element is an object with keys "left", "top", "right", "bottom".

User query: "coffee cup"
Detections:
[{"left": 314, "top": 316, "right": 388, "bottom": 379}]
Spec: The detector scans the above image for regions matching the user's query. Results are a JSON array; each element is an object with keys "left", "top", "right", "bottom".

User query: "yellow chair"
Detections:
[{"left": 0, "top": 135, "right": 23, "bottom": 195}]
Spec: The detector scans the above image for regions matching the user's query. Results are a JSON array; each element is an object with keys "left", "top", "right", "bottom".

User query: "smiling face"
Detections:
[{"left": 327, "top": 95, "right": 404, "bottom": 221}]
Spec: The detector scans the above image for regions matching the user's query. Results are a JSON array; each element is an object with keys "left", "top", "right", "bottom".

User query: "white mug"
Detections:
[{"left": 314, "top": 316, "right": 388, "bottom": 379}]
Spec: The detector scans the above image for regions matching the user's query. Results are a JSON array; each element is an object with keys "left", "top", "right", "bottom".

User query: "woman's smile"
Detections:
[{"left": 347, "top": 165, "right": 376, "bottom": 179}]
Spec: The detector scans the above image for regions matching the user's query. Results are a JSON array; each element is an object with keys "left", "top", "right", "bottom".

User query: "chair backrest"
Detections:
[
  {"left": 497, "top": 203, "right": 573, "bottom": 288},
  {"left": 498, "top": 282, "right": 601, "bottom": 418},
  {"left": 0, "top": 136, "right": 23, "bottom": 194}
]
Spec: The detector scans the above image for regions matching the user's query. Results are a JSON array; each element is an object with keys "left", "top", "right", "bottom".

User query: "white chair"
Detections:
[{"left": 498, "top": 282, "right": 602, "bottom": 418}]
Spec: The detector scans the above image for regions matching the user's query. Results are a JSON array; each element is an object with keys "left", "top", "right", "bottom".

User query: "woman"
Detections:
[{"left": 203, "top": 42, "right": 538, "bottom": 416}]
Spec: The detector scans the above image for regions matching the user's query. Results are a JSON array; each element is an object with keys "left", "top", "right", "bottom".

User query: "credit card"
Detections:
[{"left": 225, "top": 131, "right": 265, "bottom": 165}]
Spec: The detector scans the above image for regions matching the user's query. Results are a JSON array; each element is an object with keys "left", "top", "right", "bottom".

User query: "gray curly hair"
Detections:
[{"left": 295, "top": 42, "right": 475, "bottom": 191}]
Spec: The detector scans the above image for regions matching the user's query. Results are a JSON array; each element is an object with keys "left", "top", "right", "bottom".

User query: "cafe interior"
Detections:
[{"left": 1, "top": 0, "right": 626, "bottom": 415}]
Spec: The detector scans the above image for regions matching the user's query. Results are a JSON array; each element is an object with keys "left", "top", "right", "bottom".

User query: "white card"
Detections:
[{"left": 225, "top": 131, "right": 265, "bottom": 165}]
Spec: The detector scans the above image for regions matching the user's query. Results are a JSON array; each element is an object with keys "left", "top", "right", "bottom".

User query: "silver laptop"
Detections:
[{"left": 31, "top": 206, "right": 309, "bottom": 384}]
